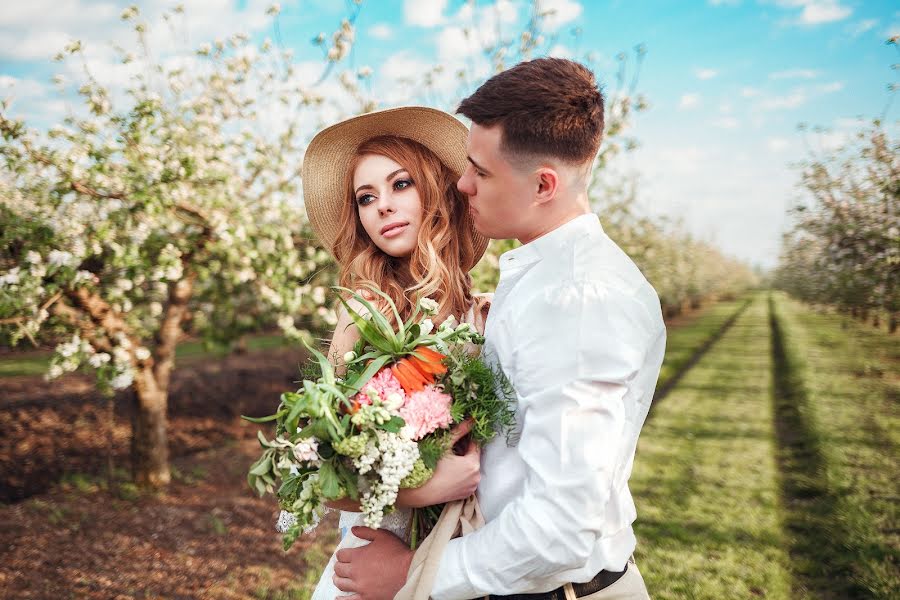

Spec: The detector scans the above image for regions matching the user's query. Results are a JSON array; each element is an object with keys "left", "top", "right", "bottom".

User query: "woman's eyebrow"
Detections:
[{"left": 355, "top": 168, "right": 408, "bottom": 195}]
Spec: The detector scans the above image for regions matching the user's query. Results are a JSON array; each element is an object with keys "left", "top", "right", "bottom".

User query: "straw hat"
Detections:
[{"left": 302, "top": 106, "right": 489, "bottom": 269}]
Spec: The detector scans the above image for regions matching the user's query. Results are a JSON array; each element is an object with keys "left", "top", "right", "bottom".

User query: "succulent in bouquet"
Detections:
[{"left": 244, "top": 286, "right": 515, "bottom": 549}]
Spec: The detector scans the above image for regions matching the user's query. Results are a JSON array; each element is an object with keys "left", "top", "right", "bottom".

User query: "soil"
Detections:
[{"left": 0, "top": 348, "right": 341, "bottom": 599}]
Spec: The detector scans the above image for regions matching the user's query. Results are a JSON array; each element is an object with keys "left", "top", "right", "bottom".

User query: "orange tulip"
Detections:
[
  {"left": 392, "top": 359, "right": 429, "bottom": 393},
  {"left": 409, "top": 345, "right": 448, "bottom": 377}
]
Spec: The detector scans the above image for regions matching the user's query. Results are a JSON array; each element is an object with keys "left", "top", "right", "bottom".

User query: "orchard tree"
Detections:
[{"left": 0, "top": 4, "right": 365, "bottom": 487}]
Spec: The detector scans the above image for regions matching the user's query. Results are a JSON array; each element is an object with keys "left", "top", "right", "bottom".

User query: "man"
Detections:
[{"left": 334, "top": 57, "right": 665, "bottom": 600}]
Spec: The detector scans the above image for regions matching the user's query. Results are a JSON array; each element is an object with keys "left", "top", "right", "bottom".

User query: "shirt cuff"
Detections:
[{"left": 430, "top": 537, "right": 479, "bottom": 600}]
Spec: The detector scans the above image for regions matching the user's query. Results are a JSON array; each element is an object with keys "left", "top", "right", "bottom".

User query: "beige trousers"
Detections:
[{"left": 562, "top": 559, "right": 650, "bottom": 600}]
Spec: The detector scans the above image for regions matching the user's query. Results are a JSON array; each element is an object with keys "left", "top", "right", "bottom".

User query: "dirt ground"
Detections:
[{"left": 0, "top": 349, "right": 342, "bottom": 599}]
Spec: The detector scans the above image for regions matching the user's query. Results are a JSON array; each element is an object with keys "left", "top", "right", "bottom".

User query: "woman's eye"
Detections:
[
  {"left": 393, "top": 178, "right": 413, "bottom": 191},
  {"left": 356, "top": 193, "right": 375, "bottom": 206}
]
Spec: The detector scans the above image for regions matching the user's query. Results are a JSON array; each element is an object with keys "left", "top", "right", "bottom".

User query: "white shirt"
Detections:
[{"left": 431, "top": 214, "right": 666, "bottom": 600}]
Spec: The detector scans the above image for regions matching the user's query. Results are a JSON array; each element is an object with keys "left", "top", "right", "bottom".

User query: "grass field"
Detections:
[
  {"left": 2, "top": 293, "right": 896, "bottom": 599},
  {"left": 632, "top": 293, "right": 898, "bottom": 599},
  {"left": 632, "top": 297, "right": 793, "bottom": 599}
]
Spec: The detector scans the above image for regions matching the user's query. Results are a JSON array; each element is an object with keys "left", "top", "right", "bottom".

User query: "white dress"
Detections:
[{"left": 308, "top": 296, "right": 491, "bottom": 600}]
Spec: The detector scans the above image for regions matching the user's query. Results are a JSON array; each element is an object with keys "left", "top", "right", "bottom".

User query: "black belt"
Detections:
[{"left": 487, "top": 564, "right": 628, "bottom": 600}]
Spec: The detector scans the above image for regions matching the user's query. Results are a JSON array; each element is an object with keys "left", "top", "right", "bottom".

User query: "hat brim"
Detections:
[{"left": 301, "top": 107, "right": 488, "bottom": 270}]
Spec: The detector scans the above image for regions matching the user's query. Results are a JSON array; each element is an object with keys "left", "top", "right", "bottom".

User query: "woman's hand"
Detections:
[{"left": 396, "top": 419, "right": 481, "bottom": 508}]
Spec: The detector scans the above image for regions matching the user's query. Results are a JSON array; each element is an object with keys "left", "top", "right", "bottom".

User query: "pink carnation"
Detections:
[
  {"left": 353, "top": 367, "right": 405, "bottom": 407},
  {"left": 399, "top": 385, "right": 454, "bottom": 440}
]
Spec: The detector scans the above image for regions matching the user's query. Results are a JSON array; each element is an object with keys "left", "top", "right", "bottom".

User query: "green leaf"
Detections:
[
  {"left": 241, "top": 412, "right": 281, "bottom": 424},
  {"left": 335, "top": 286, "right": 400, "bottom": 349},
  {"left": 249, "top": 453, "right": 273, "bottom": 476},
  {"left": 318, "top": 461, "right": 342, "bottom": 498},
  {"left": 378, "top": 415, "right": 406, "bottom": 433},
  {"left": 302, "top": 337, "right": 335, "bottom": 385},
  {"left": 345, "top": 354, "right": 392, "bottom": 394}
]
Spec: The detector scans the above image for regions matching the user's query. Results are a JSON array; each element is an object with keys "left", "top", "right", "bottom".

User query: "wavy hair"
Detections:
[{"left": 332, "top": 135, "right": 476, "bottom": 324}]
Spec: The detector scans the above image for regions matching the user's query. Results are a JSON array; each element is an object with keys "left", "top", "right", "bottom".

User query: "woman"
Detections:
[{"left": 297, "top": 107, "right": 491, "bottom": 600}]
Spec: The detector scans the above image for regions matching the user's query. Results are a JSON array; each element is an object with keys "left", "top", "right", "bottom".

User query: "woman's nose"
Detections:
[{"left": 377, "top": 194, "right": 395, "bottom": 216}]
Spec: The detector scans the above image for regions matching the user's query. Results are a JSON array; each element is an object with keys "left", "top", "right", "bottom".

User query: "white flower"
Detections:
[
  {"left": 439, "top": 314, "right": 457, "bottom": 331},
  {"left": 419, "top": 319, "right": 434, "bottom": 335},
  {"left": 135, "top": 347, "right": 151, "bottom": 361},
  {"left": 88, "top": 353, "right": 111, "bottom": 368},
  {"left": 292, "top": 438, "right": 319, "bottom": 463},
  {"left": 47, "top": 250, "right": 75, "bottom": 268},
  {"left": 25, "top": 251, "right": 42, "bottom": 264},
  {"left": 418, "top": 297, "right": 438, "bottom": 315},
  {"left": 343, "top": 351, "right": 357, "bottom": 363},
  {"left": 384, "top": 392, "right": 404, "bottom": 411},
  {"left": 0, "top": 268, "right": 20, "bottom": 286},
  {"left": 110, "top": 371, "right": 134, "bottom": 390}
]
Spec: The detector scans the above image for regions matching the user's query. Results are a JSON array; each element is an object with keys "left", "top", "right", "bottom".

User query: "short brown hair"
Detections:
[{"left": 457, "top": 57, "right": 604, "bottom": 166}]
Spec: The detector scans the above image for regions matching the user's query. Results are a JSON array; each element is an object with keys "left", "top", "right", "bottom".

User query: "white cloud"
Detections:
[
  {"left": 679, "top": 93, "right": 700, "bottom": 109},
  {"left": 817, "top": 81, "right": 844, "bottom": 93},
  {"left": 847, "top": 18, "right": 878, "bottom": 37},
  {"left": 775, "top": 1, "right": 852, "bottom": 26},
  {"left": 712, "top": 116, "right": 740, "bottom": 129},
  {"left": 548, "top": 44, "right": 574, "bottom": 58},
  {"left": 709, "top": 0, "right": 741, "bottom": 5},
  {"left": 434, "top": 0, "right": 518, "bottom": 65},
  {"left": 537, "top": 0, "right": 583, "bottom": 30},
  {"left": 369, "top": 23, "right": 394, "bottom": 40},
  {"left": 761, "top": 90, "right": 806, "bottom": 110},
  {"left": 767, "top": 137, "right": 790, "bottom": 152},
  {"left": 695, "top": 68, "right": 719, "bottom": 80},
  {"left": 0, "top": 29, "right": 71, "bottom": 61},
  {"left": 769, "top": 68, "right": 819, "bottom": 79},
  {"left": 404, "top": 0, "right": 448, "bottom": 27},
  {"left": 741, "top": 86, "right": 762, "bottom": 98}
]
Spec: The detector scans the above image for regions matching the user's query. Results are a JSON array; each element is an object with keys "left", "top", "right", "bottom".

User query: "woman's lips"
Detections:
[{"left": 381, "top": 223, "right": 409, "bottom": 238}]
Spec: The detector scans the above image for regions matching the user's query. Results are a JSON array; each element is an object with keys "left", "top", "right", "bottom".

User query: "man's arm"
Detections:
[{"left": 431, "top": 282, "right": 657, "bottom": 600}]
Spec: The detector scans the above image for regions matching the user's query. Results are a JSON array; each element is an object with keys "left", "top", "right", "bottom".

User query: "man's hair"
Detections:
[{"left": 457, "top": 57, "right": 604, "bottom": 167}]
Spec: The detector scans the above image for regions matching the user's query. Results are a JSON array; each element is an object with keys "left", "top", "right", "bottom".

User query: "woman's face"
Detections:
[{"left": 352, "top": 153, "right": 424, "bottom": 258}]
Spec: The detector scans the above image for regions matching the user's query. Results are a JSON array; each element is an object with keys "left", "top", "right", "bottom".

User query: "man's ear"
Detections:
[{"left": 534, "top": 168, "right": 559, "bottom": 205}]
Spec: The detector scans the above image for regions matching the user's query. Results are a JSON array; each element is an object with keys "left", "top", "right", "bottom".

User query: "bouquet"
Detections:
[{"left": 245, "top": 286, "right": 515, "bottom": 549}]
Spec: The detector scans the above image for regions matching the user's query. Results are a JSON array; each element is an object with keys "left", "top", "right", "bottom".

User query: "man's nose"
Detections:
[{"left": 457, "top": 171, "right": 473, "bottom": 195}]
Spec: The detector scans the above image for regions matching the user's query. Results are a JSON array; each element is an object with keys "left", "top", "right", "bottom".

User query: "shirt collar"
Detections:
[{"left": 498, "top": 213, "right": 602, "bottom": 271}]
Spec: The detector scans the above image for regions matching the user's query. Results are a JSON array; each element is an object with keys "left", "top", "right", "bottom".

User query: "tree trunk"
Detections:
[
  {"left": 890, "top": 313, "right": 898, "bottom": 334},
  {"left": 872, "top": 312, "right": 880, "bottom": 329},
  {"left": 131, "top": 366, "right": 170, "bottom": 487}
]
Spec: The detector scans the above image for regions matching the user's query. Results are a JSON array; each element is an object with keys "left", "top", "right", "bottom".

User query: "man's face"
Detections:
[{"left": 457, "top": 123, "right": 534, "bottom": 241}]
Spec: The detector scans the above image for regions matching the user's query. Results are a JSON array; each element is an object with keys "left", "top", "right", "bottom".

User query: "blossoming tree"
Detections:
[
  {"left": 0, "top": 5, "right": 365, "bottom": 486},
  {"left": 775, "top": 121, "right": 899, "bottom": 331}
]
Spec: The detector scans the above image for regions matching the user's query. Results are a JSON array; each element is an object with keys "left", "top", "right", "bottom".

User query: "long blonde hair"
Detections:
[{"left": 332, "top": 136, "right": 476, "bottom": 324}]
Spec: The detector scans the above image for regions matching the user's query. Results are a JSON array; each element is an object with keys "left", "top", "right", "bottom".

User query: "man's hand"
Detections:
[{"left": 333, "top": 526, "right": 414, "bottom": 600}]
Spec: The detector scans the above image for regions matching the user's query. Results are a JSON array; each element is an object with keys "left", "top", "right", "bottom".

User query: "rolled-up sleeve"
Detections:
[{"left": 431, "top": 282, "right": 654, "bottom": 600}]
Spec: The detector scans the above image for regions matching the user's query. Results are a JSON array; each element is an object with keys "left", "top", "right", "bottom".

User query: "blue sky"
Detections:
[{"left": 1, "top": 0, "right": 898, "bottom": 268}]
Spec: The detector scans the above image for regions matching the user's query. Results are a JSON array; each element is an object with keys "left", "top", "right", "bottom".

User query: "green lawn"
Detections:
[
  {"left": 656, "top": 296, "right": 751, "bottom": 394},
  {"left": 770, "top": 293, "right": 899, "bottom": 599},
  {"left": 632, "top": 297, "right": 794, "bottom": 599}
]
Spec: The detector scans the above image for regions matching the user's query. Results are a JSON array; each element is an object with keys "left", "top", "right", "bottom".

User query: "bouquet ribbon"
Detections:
[{"left": 395, "top": 495, "right": 487, "bottom": 600}]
